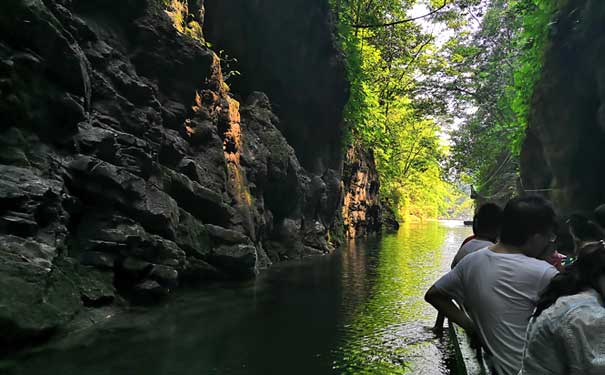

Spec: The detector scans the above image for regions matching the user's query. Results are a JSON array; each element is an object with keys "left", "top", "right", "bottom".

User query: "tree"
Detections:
[
  {"left": 332, "top": 0, "right": 470, "bottom": 220},
  {"left": 420, "top": 0, "right": 556, "bottom": 198}
]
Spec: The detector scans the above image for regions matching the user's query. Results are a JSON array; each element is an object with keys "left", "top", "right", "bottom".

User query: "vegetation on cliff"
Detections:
[
  {"left": 332, "top": 0, "right": 555, "bottom": 217},
  {"left": 331, "top": 0, "right": 472, "bottom": 220},
  {"left": 444, "top": 0, "right": 556, "bottom": 200}
]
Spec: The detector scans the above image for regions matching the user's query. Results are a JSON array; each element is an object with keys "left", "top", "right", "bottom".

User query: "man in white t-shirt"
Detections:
[
  {"left": 433, "top": 203, "right": 502, "bottom": 334},
  {"left": 425, "top": 195, "right": 559, "bottom": 375}
]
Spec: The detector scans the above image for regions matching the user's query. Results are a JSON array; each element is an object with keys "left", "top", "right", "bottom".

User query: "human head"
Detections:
[
  {"left": 473, "top": 202, "right": 502, "bottom": 241},
  {"left": 534, "top": 241, "right": 605, "bottom": 317},
  {"left": 566, "top": 214, "right": 604, "bottom": 254},
  {"left": 593, "top": 204, "right": 605, "bottom": 229},
  {"left": 499, "top": 195, "right": 557, "bottom": 258}
]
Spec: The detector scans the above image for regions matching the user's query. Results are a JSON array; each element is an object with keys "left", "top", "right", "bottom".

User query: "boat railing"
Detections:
[{"left": 448, "top": 322, "right": 492, "bottom": 375}]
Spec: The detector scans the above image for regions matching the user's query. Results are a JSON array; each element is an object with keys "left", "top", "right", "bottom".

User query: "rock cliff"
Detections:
[
  {"left": 0, "top": 0, "right": 348, "bottom": 350},
  {"left": 521, "top": 0, "right": 605, "bottom": 213},
  {"left": 204, "top": 0, "right": 349, "bottom": 174},
  {"left": 342, "top": 145, "right": 398, "bottom": 237}
]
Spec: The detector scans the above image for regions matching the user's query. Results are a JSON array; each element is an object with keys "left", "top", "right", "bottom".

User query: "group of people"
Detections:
[{"left": 425, "top": 195, "right": 605, "bottom": 374}]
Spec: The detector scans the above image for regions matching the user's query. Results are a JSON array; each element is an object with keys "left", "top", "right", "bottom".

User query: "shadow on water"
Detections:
[{"left": 4, "top": 221, "right": 470, "bottom": 375}]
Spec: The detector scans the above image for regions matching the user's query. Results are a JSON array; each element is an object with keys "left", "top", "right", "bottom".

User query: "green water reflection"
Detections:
[
  {"left": 334, "top": 221, "right": 465, "bottom": 374},
  {"left": 3, "top": 221, "right": 470, "bottom": 375}
]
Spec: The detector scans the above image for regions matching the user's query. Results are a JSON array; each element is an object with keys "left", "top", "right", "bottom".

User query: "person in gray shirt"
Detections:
[
  {"left": 451, "top": 202, "right": 502, "bottom": 268},
  {"left": 425, "top": 195, "right": 559, "bottom": 375}
]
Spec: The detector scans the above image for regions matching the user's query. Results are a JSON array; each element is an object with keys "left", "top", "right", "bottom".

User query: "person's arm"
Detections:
[
  {"left": 425, "top": 286, "right": 476, "bottom": 334},
  {"left": 432, "top": 311, "right": 445, "bottom": 335}
]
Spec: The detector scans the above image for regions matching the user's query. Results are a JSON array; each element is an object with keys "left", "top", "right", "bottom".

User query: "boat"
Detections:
[{"left": 448, "top": 322, "right": 492, "bottom": 374}]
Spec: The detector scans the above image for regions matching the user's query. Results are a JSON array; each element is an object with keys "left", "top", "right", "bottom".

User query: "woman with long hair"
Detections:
[
  {"left": 520, "top": 242, "right": 605, "bottom": 374},
  {"left": 567, "top": 214, "right": 604, "bottom": 256}
]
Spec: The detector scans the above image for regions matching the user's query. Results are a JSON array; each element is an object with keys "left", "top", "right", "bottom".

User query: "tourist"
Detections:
[
  {"left": 451, "top": 202, "right": 502, "bottom": 268},
  {"left": 543, "top": 248, "right": 566, "bottom": 272},
  {"left": 567, "top": 213, "right": 604, "bottom": 259},
  {"left": 424, "top": 195, "right": 559, "bottom": 375},
  {"left": 593, "top": 203, "right": 605, "bottom": 229},
  {"left": 538, "top": 221, "right": 566, "bottom": 272},
  {"left": 519, "top": 241, "right": 605, "bottom": 374},
  {"left": 431, "top": 203, "right": 502, "bottom": 335}
]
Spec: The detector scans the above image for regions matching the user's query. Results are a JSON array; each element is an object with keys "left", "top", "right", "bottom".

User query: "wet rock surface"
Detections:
[{"left": 0, "top": 0, "right": 348, "bottom": 351}]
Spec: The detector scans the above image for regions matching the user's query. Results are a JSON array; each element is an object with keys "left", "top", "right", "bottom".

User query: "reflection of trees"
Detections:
[{"left": 333, "top": 222, "right": 450, "bottom": 374}]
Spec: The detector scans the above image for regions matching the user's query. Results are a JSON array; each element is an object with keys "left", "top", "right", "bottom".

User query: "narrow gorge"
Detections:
[
  {"left": 3, "top": 0, "right": 602, "bottom": 370},
  {"left": 0, "top": 0, "right": 393, "bottom": 352}
]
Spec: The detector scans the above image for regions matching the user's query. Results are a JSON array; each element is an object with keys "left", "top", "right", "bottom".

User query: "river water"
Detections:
[{"left": 5, "top": 221, "right": 471, "bottom": 375}]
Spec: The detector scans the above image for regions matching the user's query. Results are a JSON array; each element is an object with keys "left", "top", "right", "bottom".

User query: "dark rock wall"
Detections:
[
  {"left": 521, "top": 0, "right": 605, "bottom": 213},
  {"left": 202, "top": 0, "right": 399, "bottom": 238},
  {"left": 203, "top": 0, "right": 349, "bottom": 174},
  {"left": 0, "top": 0, "right": 346, "bottom": 349}
]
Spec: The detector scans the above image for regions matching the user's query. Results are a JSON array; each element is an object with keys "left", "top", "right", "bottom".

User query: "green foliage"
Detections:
[
  {"left": 434, "top": 0, "right": 556, "bottom": 197},
  {"left": 332, "top": 0, "right": 470, "bottom": 221},
  {"left": 509, "top": 0, "right": 556, "bottom": 153},
  {"left": 333, "top": 0, "right": 557, "bottom": 217}
]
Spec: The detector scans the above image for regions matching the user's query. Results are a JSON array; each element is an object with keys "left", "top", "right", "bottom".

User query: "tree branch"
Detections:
[{"left": 352, "top": 0, "right": 448, "bottom": 29}]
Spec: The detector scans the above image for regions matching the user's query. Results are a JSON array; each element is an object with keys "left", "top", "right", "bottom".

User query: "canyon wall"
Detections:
[
  {"left": 521, "top": 0, "right": 605, "bottom": 214},
  {"left": 0, "top": 0, "right": 350, "bottom": 350}
]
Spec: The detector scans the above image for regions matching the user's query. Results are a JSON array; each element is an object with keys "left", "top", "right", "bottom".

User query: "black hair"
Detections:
[
  {"left": 594, "top": 204, "right": 605, "bottom": 229},
  {"left": 534, "top": 242, "right": 605, "bottom": 317},
  {"left": 499, "top": 195, "right": 556, "bottom": 246},
  {"left": 474, "top": 202, "right": 502, "bottom": 237},
  {"left": 567, "top": 214, "right": 604, "bottom": 242}
]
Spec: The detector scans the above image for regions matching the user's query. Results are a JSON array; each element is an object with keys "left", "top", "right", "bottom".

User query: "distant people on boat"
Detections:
[
  {"left": 519, "top": 241, "right": 605, "bottom": 374},
  {"left": 425, "top": 195, "right": 559, "bottom": 375},
  {"left": 451, "top": 202, "right": 502, "bottom": 268}
]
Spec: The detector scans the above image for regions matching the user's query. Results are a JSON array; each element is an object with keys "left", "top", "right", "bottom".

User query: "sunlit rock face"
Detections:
[
  {"left": 203, "top": 0, "right": 349, "bottom": 174},
  {"left": 521, "top": 0, "right": 605, "bottom": 213},
  {"left": 204, "top": 0, "right": 401, "bottom": 238},
  {"left": 0, "top": 0, "right": 347, "bottom": 350},
  {"left": 342, "top": 145, "right": 399, "bottom": 238}
]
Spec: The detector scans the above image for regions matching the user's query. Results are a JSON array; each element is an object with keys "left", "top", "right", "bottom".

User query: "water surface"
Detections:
[{"left": 6, "top": 221, "right": 470, "bottom": 375}]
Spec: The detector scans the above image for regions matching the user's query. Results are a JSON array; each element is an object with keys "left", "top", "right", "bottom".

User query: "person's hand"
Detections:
[
  {"left": 460, "top": 317, "right": 482, "bottom": 350},
  {"left": 430, "top": 325, "right": 444, "bottom": 337},
  {"left": 468, "top": 330, "right": 482, "bottom": 350}
]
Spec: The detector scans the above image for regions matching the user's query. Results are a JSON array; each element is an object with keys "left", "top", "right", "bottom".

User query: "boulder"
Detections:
[
  {"left": 0, "top": 236, "right": 79, "bottom": 351},
  {"left": 205, "top": 224, "right": 250, "bottom": 245},
  {"left": 209, "top": 243, "right": 258, "bottom": 279},
  {"left": 132, "top": 280, "right": 169, "bottom": 304},
  {"left": 159, "top": 165, "right": 231, "bottom": 226},
  {"left": 180, "top": 257, "right": 225, "bottom": 282},
  {"left": 149, "top": 264, "right": 179, "bottom": 288},
  {"left": 175, "top": 209, "right": 210, "bottom": 257}
]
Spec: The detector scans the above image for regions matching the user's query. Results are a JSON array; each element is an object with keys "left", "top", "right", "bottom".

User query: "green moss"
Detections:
[{"left": 163, "top": 0, "right": 207, "bottom": 45}]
